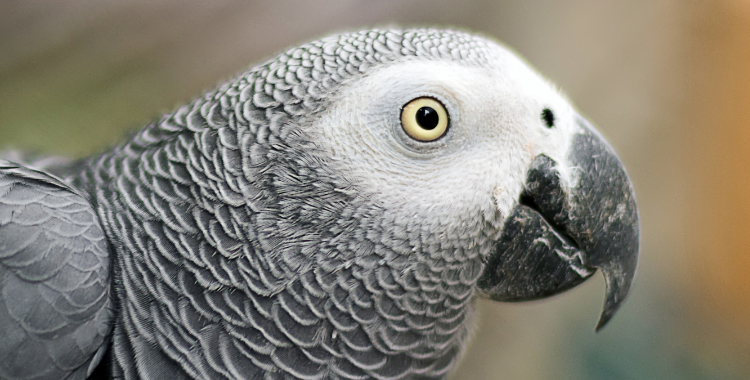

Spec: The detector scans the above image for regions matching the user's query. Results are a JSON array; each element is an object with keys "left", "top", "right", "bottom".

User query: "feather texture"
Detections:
[
  {"left": 0, "top": 161, "right": 112, "bottom": 380},
  {"left": 70, "top": 29, "right": 495, "bottom": 379}
]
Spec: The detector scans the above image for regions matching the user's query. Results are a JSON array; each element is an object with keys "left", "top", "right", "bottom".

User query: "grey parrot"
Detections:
[{"left": 0, "top": 28, "right": 639, "bottom": 379}]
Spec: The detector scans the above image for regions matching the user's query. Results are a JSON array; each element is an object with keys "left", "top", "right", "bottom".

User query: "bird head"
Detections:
[
  {"left": 296, "top": 30, "right": 639, "bottom": 331},
  {"left": 119, "top": 28, "right": 640, "bottom": 378}
]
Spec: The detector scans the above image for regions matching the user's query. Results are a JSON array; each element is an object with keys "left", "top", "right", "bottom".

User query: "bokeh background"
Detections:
[{"left": 1, "top": 1, "right": 748, "bottom": 379}]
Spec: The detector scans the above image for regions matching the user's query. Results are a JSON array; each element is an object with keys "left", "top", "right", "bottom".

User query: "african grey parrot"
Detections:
[{"left": 0, "top": 28, "right": 639, "bottom": 379}]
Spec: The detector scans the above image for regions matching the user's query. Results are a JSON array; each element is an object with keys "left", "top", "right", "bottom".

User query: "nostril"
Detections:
[{"left": 541, "top": 108, "right": 555, "bottom": 128}]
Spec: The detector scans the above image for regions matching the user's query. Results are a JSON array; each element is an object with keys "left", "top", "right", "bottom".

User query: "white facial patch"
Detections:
[{"left": 306, "top": 41, "right": 580, "bottom": 237}]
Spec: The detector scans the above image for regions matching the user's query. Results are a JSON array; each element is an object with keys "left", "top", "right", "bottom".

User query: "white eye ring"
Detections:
[{"left": 400, "top": 97, "right": 449, "bottom": 142}]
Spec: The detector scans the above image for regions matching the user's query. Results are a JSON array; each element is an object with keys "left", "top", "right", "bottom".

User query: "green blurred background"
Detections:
[{"left": 2, "top": 1, "right": 748, "bottom": 379}]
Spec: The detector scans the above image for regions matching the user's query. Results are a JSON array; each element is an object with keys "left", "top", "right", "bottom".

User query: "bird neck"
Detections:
[{"left": 68, "top": 118, "right": 483, "bottom": 378}]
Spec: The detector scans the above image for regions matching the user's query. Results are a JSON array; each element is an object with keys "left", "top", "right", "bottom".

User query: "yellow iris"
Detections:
[{"left": 400, "top": 97, "right": 449, "bottom": 141}]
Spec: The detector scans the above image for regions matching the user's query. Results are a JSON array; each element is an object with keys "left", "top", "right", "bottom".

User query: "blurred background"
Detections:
[{"left": 1, "top": 0, "right": 747, "bottom": 379}]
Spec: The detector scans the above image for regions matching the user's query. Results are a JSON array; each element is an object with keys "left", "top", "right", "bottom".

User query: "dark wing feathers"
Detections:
[{"left": 0, "top": 160, "right": 112, "bottom": 380}]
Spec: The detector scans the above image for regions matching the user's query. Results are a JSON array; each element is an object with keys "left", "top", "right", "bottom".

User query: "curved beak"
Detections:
[{"left": 477, "top": 116, "right": 640, "bottom": 331}]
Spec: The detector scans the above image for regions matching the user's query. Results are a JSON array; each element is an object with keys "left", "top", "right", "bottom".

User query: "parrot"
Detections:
[{"left": 0, "top": 28, "right": 639, "bottom": 380}]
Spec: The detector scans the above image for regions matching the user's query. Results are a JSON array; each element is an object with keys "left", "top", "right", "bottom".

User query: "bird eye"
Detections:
[{"left": 401, "top": 97, "right": 449, "bottom": 141}]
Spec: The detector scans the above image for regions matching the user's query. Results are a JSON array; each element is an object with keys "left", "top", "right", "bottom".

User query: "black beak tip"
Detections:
[
  {"left": 593, "top": 263, "right": 637, "bottom": 332},
  {"left": 595, "top": 297, "right": 618, "bottom": 332}
]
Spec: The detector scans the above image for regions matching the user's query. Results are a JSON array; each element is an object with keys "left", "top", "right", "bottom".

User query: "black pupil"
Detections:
[
  {"left": 416, "top": 106, "right": 440, "bottom": 130},
  {"left": 541, "top": 108, "right": 555, "bottom": 128}
]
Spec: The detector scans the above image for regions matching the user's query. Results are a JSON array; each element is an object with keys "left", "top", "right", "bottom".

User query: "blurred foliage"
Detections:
[{"left": 1, "top": 1, "right": 749, "bottom": 379}]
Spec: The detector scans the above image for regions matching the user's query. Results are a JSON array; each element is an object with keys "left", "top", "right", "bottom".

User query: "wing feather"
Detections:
[{"left": 0, "top": 160, "right": 112, "bottom": 380}]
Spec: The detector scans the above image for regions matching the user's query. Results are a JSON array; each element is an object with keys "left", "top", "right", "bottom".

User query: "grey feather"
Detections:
[
  {"left": 68, "top": 29, "right": 490, "bottom": 379},
  {"left": 0, "top": 160, "right": 112, "bottom": 380}
]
